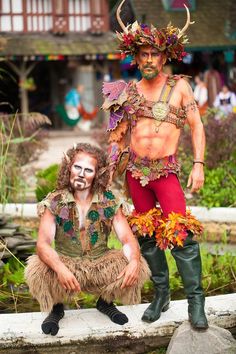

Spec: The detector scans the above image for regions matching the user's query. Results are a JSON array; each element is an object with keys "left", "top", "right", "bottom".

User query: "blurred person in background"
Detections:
[
  {"left": 193, "top": 74, "right": 208, "bottom": 116},
  {"left": 204, "top": 66, "right": 222, "bottom": 107},
  {"left": 64, "top": 84, "right": 83, "bottom": 120},
  {"left": 213, "top": 84, "right": 236, "bottom": 119}
]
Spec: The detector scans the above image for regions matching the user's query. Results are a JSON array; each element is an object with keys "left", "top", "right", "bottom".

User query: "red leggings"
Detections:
[{"left": 126, "top": 171, "right": 186, "bottom": 217}]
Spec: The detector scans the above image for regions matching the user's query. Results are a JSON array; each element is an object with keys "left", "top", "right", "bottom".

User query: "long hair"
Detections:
[{"left": 57, "top": 143, "right": 110, "bottom": 193}]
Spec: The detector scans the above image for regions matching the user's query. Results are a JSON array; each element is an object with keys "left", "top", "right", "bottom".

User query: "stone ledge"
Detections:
[
  {"left": 1, "top": 204, "right": 236, "bottom": 223},
  {"left": 0, "top": 294, "right": 235, "bottom": 354}
]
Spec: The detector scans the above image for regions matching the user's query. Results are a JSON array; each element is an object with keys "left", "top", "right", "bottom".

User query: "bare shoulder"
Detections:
[{"left": 176, "top": 77, "right": 193, "bottom": 95}]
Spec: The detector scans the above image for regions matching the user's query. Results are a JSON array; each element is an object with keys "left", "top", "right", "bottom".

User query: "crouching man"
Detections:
[{"left": 25, "top": 143, "right": 150, "bottom": 335}]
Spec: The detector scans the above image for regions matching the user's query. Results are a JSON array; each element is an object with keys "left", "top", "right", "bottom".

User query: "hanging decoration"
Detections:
[{"left": 2, "top": 53, "right": 122, "bottom": 62}]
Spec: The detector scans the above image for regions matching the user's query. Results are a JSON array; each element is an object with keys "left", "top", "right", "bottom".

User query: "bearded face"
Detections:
[
  {"left": 136, "top": 46, "right": 165, "bottom": 80},
  {"left": 70, "top": 152, "right": 97, "bottom": 191}
]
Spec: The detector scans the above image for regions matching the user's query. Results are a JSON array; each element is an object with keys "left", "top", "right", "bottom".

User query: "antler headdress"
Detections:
[{"left": 116, "top": 0, "right": 194, "bottom": 61}]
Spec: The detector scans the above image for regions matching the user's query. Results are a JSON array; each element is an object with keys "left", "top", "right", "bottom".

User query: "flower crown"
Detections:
[{"left": 116, "top": 0, "right": 194, "bottom": 61}]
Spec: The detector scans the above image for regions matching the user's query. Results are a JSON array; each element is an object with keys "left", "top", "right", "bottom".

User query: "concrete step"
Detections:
[
  {"left": 1, "top": 204, "right": 236, "bottom": 222},
  {"left": 0, "top": 294, "right": 235, "bottom": 354}
]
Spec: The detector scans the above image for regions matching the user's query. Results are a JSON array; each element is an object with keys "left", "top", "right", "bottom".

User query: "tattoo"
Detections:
[{"left": 183, "top": 100, "right": 198, "bottom": 113}]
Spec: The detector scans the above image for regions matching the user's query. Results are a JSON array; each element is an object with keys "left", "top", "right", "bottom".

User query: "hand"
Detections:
[
  {"left": 187, "top": 164, "right": 204, "bottom": 193},
  {"left": 57, "top": 267, "right": 81, "bottom": 292},
  {"left": 117, "top": 259, "right": 140, "bottom": 289}
]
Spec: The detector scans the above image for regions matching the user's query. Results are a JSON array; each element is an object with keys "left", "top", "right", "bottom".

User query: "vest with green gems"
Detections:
[{"left": 37, "top": 189, "right": 122, "bottom": 259}]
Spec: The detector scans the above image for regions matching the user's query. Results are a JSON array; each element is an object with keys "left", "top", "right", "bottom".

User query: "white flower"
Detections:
[{"left": 131, "top": 21, "right": 139, "bottom": 32}]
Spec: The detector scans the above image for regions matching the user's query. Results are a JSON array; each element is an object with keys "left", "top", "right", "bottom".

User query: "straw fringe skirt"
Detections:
[{"left": 25, "top": 250, "right": 150, "bottom": 313}]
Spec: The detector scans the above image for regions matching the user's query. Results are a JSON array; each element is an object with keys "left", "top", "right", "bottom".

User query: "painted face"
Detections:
[
  {"left": 136, "top": 46, "right": 164, "bottom": 80},
  {"left": 70, "top": 152, "right": 97, "bottom": 191}
]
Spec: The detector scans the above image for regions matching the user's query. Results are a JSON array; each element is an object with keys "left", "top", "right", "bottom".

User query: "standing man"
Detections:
[
  {"left": 103, "top": 0, "right": 208, "bottom": 330},
  {"left": 25, "top": 143, "right": 150, "bottom": 335}
]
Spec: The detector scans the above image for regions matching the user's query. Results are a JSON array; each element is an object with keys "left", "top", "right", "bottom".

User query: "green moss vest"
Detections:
[{"left": 38, "top": 189, "right": 121, "bottom": 259}]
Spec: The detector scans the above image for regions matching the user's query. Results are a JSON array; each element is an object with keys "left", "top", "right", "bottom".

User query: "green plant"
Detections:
[
  {"left": 147, "top": 349, "right": 167, "bottom": 354},
  {"left": 0, "top": 112, "right": 51, "bottom": 204},
  {"left": 179, "top": 114, "right": 236, "bottom": 207},
  {"left": 201, "top": 247, "right": 236, "bottom": 295},
  {"left": 198, "top": 163, "right": 236, "bottom": 207},
  {"left": 0, "top": 257, "right": 25, "bottom": 287},
  {"left": 35, "top": 164, "right": 59, "bottom": 201}
]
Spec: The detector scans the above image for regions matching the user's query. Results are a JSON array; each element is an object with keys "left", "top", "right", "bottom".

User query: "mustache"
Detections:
[
  {"left": 74, "top": 178, "right": 86, "bottom": 185},
  {"left": 143, "top": 64, "right": 156, "bottom": 69}
]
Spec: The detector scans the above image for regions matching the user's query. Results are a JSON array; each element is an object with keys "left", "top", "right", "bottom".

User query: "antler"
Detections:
[
  {"left": 177, "top": 4, "right": 195, "bottom": 39},
  {"left": 63, "top": 152, "right": 70, "bottom": 163},
  {"left": 116, "top": 0, "right": 128, "bottom": 34}
]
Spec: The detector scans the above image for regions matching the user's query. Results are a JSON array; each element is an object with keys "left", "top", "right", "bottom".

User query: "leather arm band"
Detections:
[{"left": 193, "top": 160, "right": 205, "bottom": 166}]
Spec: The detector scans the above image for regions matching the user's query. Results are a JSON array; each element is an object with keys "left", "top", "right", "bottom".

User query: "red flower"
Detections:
[{"left": 143, "top": 27, "right": 151, "bottom": 35}]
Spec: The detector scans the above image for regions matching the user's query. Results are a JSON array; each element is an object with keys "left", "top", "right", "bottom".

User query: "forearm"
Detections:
[
  {"left": 191, "top": 122, "right": 206, "bottom": 161},
  {"left": 37, "top": 241, "right": 68, "bottom": 274},
  {"left": 122, "top": 237, "right": 141, "bottom": 263}
]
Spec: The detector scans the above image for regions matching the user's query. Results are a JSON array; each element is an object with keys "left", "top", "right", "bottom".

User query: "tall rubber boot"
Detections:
[
  {"left": 139, "top": 236, "right": 170, "bottom": 323},
  {"left": 171, "top": 233, "right": 208, "bottom": 330}
]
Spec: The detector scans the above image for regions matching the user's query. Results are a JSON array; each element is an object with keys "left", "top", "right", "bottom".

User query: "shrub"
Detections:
[
  {"left": 35, "top": 164, "right": 59, "bottom": 202},
  {"left": 0, "top": 112, "right": 51, "bottom": 203},
  {"left": 178, "top": 113, "right": 236, "bottom": 207},
  {"left": 198, "top": 163, "right": 236, "bottom": 207}
]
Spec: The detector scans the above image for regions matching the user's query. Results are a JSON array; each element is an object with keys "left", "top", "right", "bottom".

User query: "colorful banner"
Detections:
[{"left": 1, "top": 53, "right": 123, "bottom": 62}]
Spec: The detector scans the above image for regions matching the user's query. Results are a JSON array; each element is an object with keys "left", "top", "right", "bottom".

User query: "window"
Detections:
[
  {"left": 0, "top": 0, "right": 24, "bottom": 31},
  {"left": 161, "top": 0, "right": 196, "bottom": 11},
  {"left": 26, "top": 0, "right": 52, "bottom": 32},
  {"left": 0, "top": 0, "right": 107, "bottom": 33},
  {"left": 68, "top": 0, "right": 91, "bottom": 32}
]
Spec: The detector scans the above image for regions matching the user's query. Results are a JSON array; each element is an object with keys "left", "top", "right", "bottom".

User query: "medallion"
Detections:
[{"left": 152, "top": 102, "right": 169, "bottom": 121}]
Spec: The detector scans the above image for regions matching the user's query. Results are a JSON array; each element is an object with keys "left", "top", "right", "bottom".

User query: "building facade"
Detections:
[{"left": 0, "top": 0, "right": 119, "bottom": 127}]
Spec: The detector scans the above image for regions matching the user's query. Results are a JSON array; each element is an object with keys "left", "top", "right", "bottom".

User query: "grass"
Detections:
[{"left": 0, "top": 224, "right": 236, "bottom": 313}]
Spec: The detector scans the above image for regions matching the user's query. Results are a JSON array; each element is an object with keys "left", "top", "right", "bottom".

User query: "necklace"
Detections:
[
  {"left": 152, "top": 101, "right": 169, "bottom": 133},
  {"left": 154, "top": 120, "right": 163, "bottom": 133}
]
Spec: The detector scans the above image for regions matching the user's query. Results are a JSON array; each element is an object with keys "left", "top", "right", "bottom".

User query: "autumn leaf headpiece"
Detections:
[{"left": 116, "top": 0, "right": 194, "bottom": 61}]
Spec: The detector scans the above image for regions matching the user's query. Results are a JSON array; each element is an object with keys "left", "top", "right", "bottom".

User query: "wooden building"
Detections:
[
  {"left": 0, "top": 0, "right": 119, "bottom": 127},
  {"left": 1, "top": 0, "right": 236, "bottom": 125}
]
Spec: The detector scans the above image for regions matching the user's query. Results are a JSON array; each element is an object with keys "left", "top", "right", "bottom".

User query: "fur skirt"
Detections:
[{"left": 25, "top": 250, "right": 150, "bottom": 313}]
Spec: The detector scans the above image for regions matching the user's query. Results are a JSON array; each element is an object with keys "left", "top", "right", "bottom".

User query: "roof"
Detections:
[
  {"left": 0, "top": 32, "right": 118, "bottom": 56},
  {"left": 1, "top": 0, "right": 235, "bottom": 57},
  {"left": 111, "top": 0, "right": 236, "bottom": 51}
]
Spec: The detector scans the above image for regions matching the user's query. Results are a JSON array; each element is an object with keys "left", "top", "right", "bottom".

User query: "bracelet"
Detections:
[{"left": 193, "top": 160, "right": 205, "bottom": 166}]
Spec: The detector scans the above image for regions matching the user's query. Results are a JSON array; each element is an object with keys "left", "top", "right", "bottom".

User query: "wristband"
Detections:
[{"left": 193, "top": 160, "right": 205, "bottom": 166}]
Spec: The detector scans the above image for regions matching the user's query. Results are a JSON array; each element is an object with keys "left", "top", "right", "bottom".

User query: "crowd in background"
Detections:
[{"left": 192, "top": 68, "right": 236, "bottom": 119}]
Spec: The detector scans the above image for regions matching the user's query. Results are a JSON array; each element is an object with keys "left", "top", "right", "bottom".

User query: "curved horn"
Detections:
[
  {"left": 63, "top": 152, "right": 70, "bottom": 163},
  {"left": 177, "top": 4, "right": 195, "bottom": 39},
  {"left": 116, "top": 0, "right": 128, "bottom": 34}
]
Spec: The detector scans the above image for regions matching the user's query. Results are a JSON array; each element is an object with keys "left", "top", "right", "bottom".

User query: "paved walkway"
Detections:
[{"left": 27, "top": 129, "right": 98, "bottom": 170}]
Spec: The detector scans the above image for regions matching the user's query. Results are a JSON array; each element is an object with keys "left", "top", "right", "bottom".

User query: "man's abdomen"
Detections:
[{"left": 130, "top": 118, "right": 180, "bottom": 159}]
